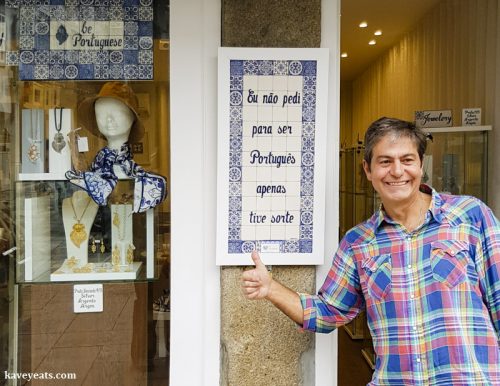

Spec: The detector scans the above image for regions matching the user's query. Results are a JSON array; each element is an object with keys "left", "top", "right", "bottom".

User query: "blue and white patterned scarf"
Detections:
[{"left": 65, "top": 143, "right": 167, "bottom": 213}]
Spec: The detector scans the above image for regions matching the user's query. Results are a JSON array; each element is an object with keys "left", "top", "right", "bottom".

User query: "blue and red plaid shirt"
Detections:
[{"left": 300, "top": 185, "right": 500, "bottom": 385}]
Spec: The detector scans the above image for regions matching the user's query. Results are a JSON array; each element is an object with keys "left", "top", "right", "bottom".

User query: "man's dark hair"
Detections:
[{"left": 363, "top": 117, "right": 427, "bottom": 165}]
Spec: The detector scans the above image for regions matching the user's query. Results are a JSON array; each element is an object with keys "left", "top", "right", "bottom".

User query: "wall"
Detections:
[
  {"left": 343, "top": 0, "right": 499, "bottom": 213},
  {"left": 220, "top": 2, "right": 319, "bottom": 385}
]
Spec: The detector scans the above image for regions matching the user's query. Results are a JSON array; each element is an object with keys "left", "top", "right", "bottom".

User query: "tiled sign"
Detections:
[
  {"left": 217, "top": 48, "right": 329, "bottom": 265},
  {"left": 16, "top": 0, "right": 153, "bottom": 80}
]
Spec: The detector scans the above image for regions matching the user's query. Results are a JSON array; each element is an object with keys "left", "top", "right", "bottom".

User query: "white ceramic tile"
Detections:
[
  {"left": 241, "top": 211, "right": 252, "bottom": 226},
  {"left": 288, "top": 76, "right": 303, "bottom": 90},
  {"left": 242, "top": 165, "right": 257, "bottom": 182},
  {"left": 286, "top": 225, "right": 300, "bottom": 239},
  {"left": 287, "top": 122, "right": 302, "bottom": 136},
  {"left": 287, "top": 106, "right": 303, "bottom": 122},
  {"left": 271, "top": 166, "right": 287, "bottom": 182},
  {"left": 255, "top": 225, "right": 271, "bottom": 240},
  {"left": 258, "top": 76, "right": 274, "bottom": 91},
  {"left": 243, "top": 75, "right": 259, "bottom": 91},
  {"left": 271, "top": 196, "right": 286, "bottom": 210},
  {"left": 285, "top": 182, "right": 300, "bottom": 197},
  {"left": 257, "top": 105, "right": 273, "bottom": 121},
  {"left": 256, "top": 136, "right": 272, "bottom": 151},
  {"left": 271, "top": 136, "right": 287, "bottom": 152},
  {"left": 256, "top": 196, "right": 272, "bottom": 210},
  {"left": 286, "top": 196, "right": 301, "bottom": 211},
  {"left": 241, "top": 181, "right": 257, "bottom": 197},
  {"left": 243, "top": 106, "right": 258, "bottom": 121},
  {"left": 286, "top": 166, "right": 301, "bottom": 182},
  {"left": 242, "top": 196, "right": 257, "bottom": 211},
  {"left": 272, "top": 105, "right": 288, "bottom": 121},
  {"left": 287, "top": 136, "right": 302, "bottom": 152},
  {"left": 242, "top": 138, "right": 259, "bottom": 152},
  {"left": 270, "top": 225, "right": 286, "bottom": 239},
  {"left": 273, "top": 76, "right": 288, "bottom": 91},
  {"left": 256, "top": 166, "right": 272, "bottom": 181},
  {"left": 241, "top": 226, "right": 256, "bottom": 240}
]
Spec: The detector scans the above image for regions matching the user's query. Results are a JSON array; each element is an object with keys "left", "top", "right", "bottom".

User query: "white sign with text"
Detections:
[
  {"left": 73, "top": 284, "right": 103, "bottom": 313},
  {"left": 216, "top": 47, "right": 329, "bottom": 265},
  {"left": 415, "top": 110, "right": 453, "bottom": 128},
  {"left": 462, "top": 108, "right": 481, "bottom": 126}
]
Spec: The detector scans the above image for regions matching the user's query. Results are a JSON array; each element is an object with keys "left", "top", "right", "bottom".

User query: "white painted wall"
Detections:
[{"left": 170, "top": 0, "right": 340, "bottom": 384}]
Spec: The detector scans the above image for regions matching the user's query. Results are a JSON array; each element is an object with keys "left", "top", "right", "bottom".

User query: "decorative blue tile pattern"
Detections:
[
  {"left": 17, "top": 0, "right": 153, "bottom": 80},
  {"left": 228, "top": 59, "right": 317, "bottom": 254}
]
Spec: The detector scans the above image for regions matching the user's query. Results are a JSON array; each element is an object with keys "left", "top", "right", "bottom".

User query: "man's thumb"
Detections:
[{"left": 251, "top": 250, "right": 265, "bottom": 269}]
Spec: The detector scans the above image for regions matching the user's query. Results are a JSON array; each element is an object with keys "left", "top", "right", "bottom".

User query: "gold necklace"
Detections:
[{"left": 69, "top": 195, "right": 92, "bottom": 247}]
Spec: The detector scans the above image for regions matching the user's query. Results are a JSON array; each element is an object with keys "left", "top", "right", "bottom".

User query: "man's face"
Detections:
[{"left": 363, "top": 135, "right": 423, "bottom": 208}]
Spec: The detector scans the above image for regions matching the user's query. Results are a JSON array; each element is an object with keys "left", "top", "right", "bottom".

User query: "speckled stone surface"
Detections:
[
  {"left": 220, "top": 2, "right": 321, "bottom": 384},
  {"left": 222, "top": 0, "right": 321, "bottom": 48},
  {"left": 220, "top": 266, "right": 316, "bottom": 386}
]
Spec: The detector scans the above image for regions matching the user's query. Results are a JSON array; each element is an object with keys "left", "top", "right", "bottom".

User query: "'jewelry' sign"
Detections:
[
  {"left": 216, "top": 47, "right": 329, "bottom": 265},
  {"left": 17, "top": 0, "right": 153, "bottom": 80}
]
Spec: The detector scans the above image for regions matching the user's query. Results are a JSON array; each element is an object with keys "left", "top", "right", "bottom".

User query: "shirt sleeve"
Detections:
[
  {"left": 474, "top": 201, "right": 500, "bottom": 339},
  {"left": 299, "top": 238, "right": 364, "bottom": 333}
]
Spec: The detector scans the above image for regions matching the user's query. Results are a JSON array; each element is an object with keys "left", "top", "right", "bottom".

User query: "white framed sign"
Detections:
[
  {"left": 73, "top": 284, "right": 103, "bottom": 313},
  {"left": 216, "top": 47, "right": 329, "bottom": 265}
]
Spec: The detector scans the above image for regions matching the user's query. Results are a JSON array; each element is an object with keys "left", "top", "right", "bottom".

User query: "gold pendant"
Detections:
[
  {"left": 112, "top": 244, "right": 121, "bottom": 265},
  {"left": 126, "top": 244, "right": 134, "bottom": 264},
  {"left": 70, "top": 222, "right": 87, "bottom": 248},
  {"left": 113, "top": 211, "right": 120, "bottom": 227}
]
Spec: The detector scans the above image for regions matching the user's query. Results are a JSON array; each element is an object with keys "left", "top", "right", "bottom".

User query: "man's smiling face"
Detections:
[{"left": 363, "top": 134, "right": 423, "bottom": 208}]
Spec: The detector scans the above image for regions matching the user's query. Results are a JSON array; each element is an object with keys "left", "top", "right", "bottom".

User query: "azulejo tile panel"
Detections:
[
  {"left": 17, "top": 0, "right": 153, "bottom": 80},
  {"left": 228, "top": 59, "right": 317, "bottom": 254}
]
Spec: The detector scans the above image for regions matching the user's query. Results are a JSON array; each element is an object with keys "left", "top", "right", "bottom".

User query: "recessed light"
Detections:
[
  {"left": 359, "top": 21, "right": 368, "bottom": 28},
  {"left": 341, "top": 52, "right": 348, "bottom": 58},
  {"left": 374, "top": 30, "right": 382, "bottom": 36},
  {"left": 368, "top": 40, "right": 376, "bottom": 45}
]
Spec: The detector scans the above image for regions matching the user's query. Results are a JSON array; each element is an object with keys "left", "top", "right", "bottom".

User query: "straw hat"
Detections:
[{"left": 78, "top": 82, "right": 144, "bottom": 143}]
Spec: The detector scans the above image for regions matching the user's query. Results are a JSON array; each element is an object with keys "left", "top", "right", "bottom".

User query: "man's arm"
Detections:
[{"left": 241, "top": 251, "right": 304, "bottom": 325}]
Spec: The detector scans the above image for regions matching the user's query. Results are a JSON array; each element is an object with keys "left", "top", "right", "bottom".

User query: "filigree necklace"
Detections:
[
  {"left": 69, "top": 195, "right": 92, "bottom": 248},
  {"left": 52, "top": 107, "right": 66, "bottom": 153},
  {"left": 27, "top": 109, "right": 42, "bottom": 163}
]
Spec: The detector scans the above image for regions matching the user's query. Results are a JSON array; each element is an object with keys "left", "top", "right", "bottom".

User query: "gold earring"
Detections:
[
  {"left": 91, "top": 239, "right": 97, "bottom": 253},
  {"left": 100, "top": 241, "right": 105, "bottom": 253}
]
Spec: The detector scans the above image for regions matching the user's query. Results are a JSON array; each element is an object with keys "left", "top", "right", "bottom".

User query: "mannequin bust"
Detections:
[
  {"left": 62, "top": 190, "right": 99, "bottom": 265},
  {"left": 94, "top": 97, "right": 135, "bottom": 179}
]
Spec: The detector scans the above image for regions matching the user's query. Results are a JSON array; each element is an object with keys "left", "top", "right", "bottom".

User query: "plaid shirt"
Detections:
[{"left": 300, "top": 185, "right": 500, "bottom": 385}]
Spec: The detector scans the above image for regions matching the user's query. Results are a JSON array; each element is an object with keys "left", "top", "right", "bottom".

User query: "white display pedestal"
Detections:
[
  {"left": 24, "top": 196, "right": 51, "bottom": 281},
  {"left": 51, "top": 261, "right": 142, "bottom": 282}
]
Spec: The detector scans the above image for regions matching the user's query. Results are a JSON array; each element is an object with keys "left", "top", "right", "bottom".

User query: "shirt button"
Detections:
[
  {"left": 410, "top": 294, "right": 415, "bottom": 299},
  {"left": 416, "top": 357, "right": 421, "bottom": 363},
  {"left": 412, "top": 326, "right": 417, "bottom": 331},
  {"left": 408, "top": 264, "right": 412, "bottom": 269}
]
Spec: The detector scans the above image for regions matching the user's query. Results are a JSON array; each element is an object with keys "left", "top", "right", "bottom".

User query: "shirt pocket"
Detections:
[
  {"left": 362, "top": 253, "right": 392, "bottom": 301},
  {"left": 430, "top": 240, "right": 468, "bottom": 288}
]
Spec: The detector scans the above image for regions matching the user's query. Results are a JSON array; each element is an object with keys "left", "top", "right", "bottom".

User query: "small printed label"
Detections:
[
  {"left": 74, "top": 284, "right": 103, "bottom": 313},
  {"left": 261, "top": 242, "right": 281, "bottom": 253},
  {"left": 77, "top": 136, "right": 89, "bottom": 152},
  {"left": 462, "top": 108, "right": 481, "bottom": 126}
]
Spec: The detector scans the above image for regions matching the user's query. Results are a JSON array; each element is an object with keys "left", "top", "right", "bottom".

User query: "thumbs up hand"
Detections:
[{"left": 241, "top": 250, "right": 273, "bottom": 300}]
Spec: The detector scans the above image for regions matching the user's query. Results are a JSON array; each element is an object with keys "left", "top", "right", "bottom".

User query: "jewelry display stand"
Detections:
[
  {"left": 48, "top": 107, "right": 72, "bottom": 176},
  {"left": 21, "top": 109, "right": 44, "bottom": 174},
  {"left": 24, "top": 196, "right": 51, "bottom": 281}
]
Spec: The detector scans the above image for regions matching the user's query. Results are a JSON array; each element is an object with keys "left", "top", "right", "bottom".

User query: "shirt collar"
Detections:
[{"left": 369, "top": 184, "right": 446, "bottom": 232}]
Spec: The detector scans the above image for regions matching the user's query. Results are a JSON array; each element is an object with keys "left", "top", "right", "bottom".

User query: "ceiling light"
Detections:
[
  {"left": 341, "top": 52, "right": 348, "bottom": 58},
  {"left": 374, "top": 30, "right": 382, "bottom": 36},
  {"left": 368, "top": 40, "right": 376, "bottom": 45},
  {"left": 359, "top": 21, "right": 368, "bottom": 28}
]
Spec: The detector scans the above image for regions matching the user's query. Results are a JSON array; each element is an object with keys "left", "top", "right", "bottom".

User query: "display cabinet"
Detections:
[
  {"left": 15, "top": 179, "right": 159, "bottom": 283},
  {"left": 423, "top": 125, "right": 490, "bottom": 202}
]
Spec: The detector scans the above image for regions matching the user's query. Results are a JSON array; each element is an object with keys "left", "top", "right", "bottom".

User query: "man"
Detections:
[{"left": 242, "top": 117, "right": 500, "bottom": 385}]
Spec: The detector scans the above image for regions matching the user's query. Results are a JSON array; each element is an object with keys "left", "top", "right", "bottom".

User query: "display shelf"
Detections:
[
  {"left": 424, "top": 125, "right": 491, "bottom": 133},
  {"left": 51, "top": 261, "right": 142, "bottom": 282},
  {"left": 18, "top": 172, "right": 67, "bottom": 181}
]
